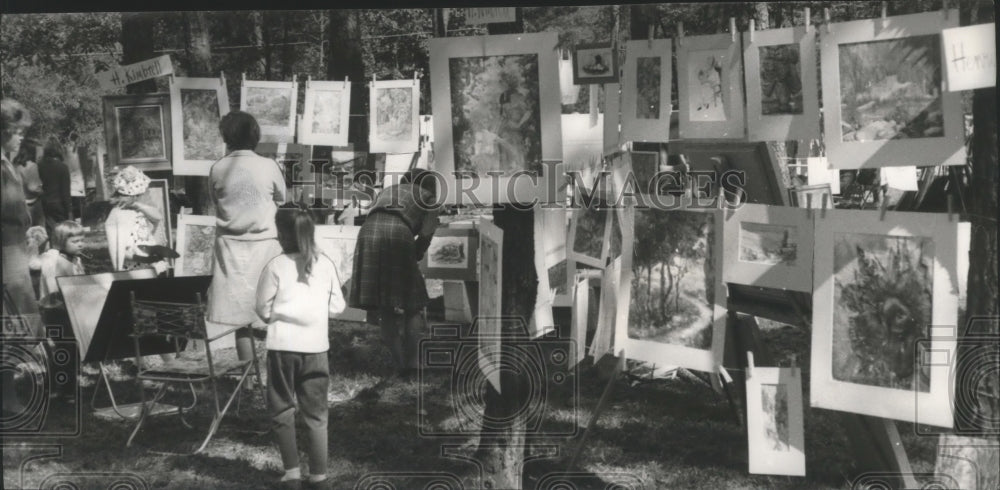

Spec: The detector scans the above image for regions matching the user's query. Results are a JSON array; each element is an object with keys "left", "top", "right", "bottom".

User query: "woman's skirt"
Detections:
[
  {"left": 349, "top": 211, "right": 428, "bottom": 313},
  {"left": 2, "top": 243, "right": 43, "bottom": 337},
  {"left": 206, "top": 235, "right": 282, "bottom": 326}
]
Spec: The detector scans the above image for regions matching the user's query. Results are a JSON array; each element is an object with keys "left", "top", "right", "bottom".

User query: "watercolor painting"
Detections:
[
  {"left": 759, "top": 44, "right": 803, "bottom": 115},
  {"left": 760, "top": 383, "right": 791, "bottom": 451},
  {"left": 180, "top": 88, "right": 224, "bottom": 161},
  {"left": 687, "top": 49, "right": 727, "bottom": 121},
  {"left": 375, "top": 86, "right": 414, "bottom": 141},
  {"left": 244, "top": 86, "right": 292, "bottom": 127},
  {"left": 635, "top": 57, "right": 662, "bottom": 119},
  {"left": 739, "top": 222, "right": 798, "bottom": 266},
  {"left": 312, "top": 89, "right": 344, "bottom": 135},
  {"left": 175, "top": 216, "right": 216, "bottom": 277}
]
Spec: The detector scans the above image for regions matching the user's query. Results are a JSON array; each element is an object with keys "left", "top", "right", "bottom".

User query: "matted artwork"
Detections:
[
  {"left": 567, "top": 205, "right": 612, "bottom": 270},
  {"left": 314, "top": 224, "right": 365, "bottom": 321},
  {"left": 811, "top": 209, "right": 968, "bottom": 427},
  {"left": 420, "top": 228, "right": 478, "bottom": 281},
  {"left": 369, "top": 80, "right": 420, "bottom": 154},
  {"left": 621, "top": 40, "right": 672, "bottom": 143},
  {"left": 300, "top": 80, "right": 351, "bottom": 147},
  {"left": 572, "top": 42, "right": 618, "bottom": 85},
  {"left": 789, "top": 183, "right": 832, "bottom": 209},
  {"left": 722, "top": 203, "right": 814, "bottom": 292},
  {"left": 102, "top": 94, "right": 172, "bottom": 171},
  {"left": 170, "top": 76, "right": 229, "bottom": 176},
  {"left": 677, "top": 34, "right": 745, "bottom": 139},
  {"left": 174, "top": 214, "right": 216, "bottom": 277},
  {"left": 820, "top": 10, "right": 963, "bottom": 168},
  {"left": 430, "top": 33, "right": 562, "bottom": 204},
  {"left": 746, "top": 367, "right": 806, "bottom": 476},
  {"left": 743, "top": 25, "right": 820, "bottom": 141},
  {"left": 57, "top": 269, "right": 158, "bottom": 360},
  {"left": 478, "top": 220, "right": 503, "bottom": 393},
  {"left": 240, "top": 79, "right": 298, "bottom": 143},
  {"left": 614, "top": 204, "right": 727, "bottom": 372}
]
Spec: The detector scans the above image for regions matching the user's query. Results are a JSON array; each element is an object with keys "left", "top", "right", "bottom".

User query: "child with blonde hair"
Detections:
[{"left": 37, "top": 219, "right": 86, "bottom": 401}]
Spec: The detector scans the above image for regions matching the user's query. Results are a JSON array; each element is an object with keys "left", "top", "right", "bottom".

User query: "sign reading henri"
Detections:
[
  {"left": 942, "top": 23, "right": 996, "bottom": 91},
  {"left": 96, "top": 55, "right": 174, "bottom": 91}
]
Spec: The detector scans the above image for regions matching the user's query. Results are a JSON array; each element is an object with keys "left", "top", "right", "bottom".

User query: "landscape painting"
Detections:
[
  {"left": 116, "top": 105, "right": 166, "bottom": 161},
  {"left": 315, "top": 226, "right": 361, "bottom": 297},
  {"left": 180, "top": 88, "right": 224, "bottom": 161},
  {"left": 312, "top": 89, "right": 344, "bottom": 134},
  {"left": 746, "top": 366, "right": 805, "bottom": 476},
  {"left": 687, "top": 49, "right": 728, "bottom": 121},
  {"left": 375, "top": 86, "right": 414, "bottom": 142},
  {"left": 175, "top": 215, "right": 216, "bottom": 277},
  {"left": 635, "top": 57, "right": 661, "bottom": 119},
  {"left": 570, "top": 206, "right": 610, "bottom": 268},
  {"left": 760, "top": 383, "right": 791, "bottom": 451},
  {"left": 243, "top": 86, "right": 292, "bottom": 128},
  {"left": 427, "top": 236, "right": 469, "bottom": 269},
  {"left": 759, "top": 44, "right": 803, "bottom": 115},
  {"left": 627, "top": 210, "right": 715, "bottom": 349},
  {"left": 832, "top": 232, "right": 933, "bottom": 392},
  {"left": 739, "top": 222, "right": 798, "bottom": 266},
  {"left": 448, "top": 54, "right": 543, "bottom": 175},
  {"left": 838, "top": 34, "right": 942, "bottom": 142}
]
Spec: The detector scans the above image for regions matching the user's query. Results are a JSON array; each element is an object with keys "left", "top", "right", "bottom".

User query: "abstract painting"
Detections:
[
  {"left": 300, "top": 80, "right": 351, "bottom": 147},
  {"left": 241, "top": 79, "right": 297, "bottom": 143},
  {"left": 743, "top": 25, "right": 820, "bottom": 141},
  {"left": 430, "top": 33, "right": 562, "bottom": 205},
  {"left": 170, "top": 76, "right": 229, "bottom": 176},
  {"left": 820, "top": 11, "right": 964, "bottom": 168},
  {"left": 478, "top": 220, "right": 503, "bottom": 393},
  {"left": 621, "top": 40, "right": 673, "bottom": 143},
  {"left": 369, "top": 80, "right": 420, "bottom": 153},
  {"left": 812, "top": 209, "right": 967, "bottom": 427},
  {"left": 174, "top": 214, "right": 216, "bottom": 277},
  {"left": 746, "top": 367, "right": 805, "bottom": 476},
  {"left": 572, "top": 42, "right": 618, "bottom": 85},
  {"left": 677, "top": 33, "right": 745, "bottom": 139},
  {"left": 420, "top": 228, "right": 478, "bottom": 281},
  {"left": 102, "top": 94, "right": 172, "bottom": 172},
  {"left": 722, "top": 203, "right": 813, "bottom": 292}
]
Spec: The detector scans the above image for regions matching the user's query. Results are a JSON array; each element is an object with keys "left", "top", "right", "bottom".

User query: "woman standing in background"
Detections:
[
  {"left": 12, "top": 137, "right": 44, "bottom": 228},
  {"left": 37, "top": 136, "right": 72, "bottom": 233}
]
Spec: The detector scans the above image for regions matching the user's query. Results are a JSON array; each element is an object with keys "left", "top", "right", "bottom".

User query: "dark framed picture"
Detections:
[
  {"left": 419, "top": 228, "right": 479, "bottom": 281},
  {"left": 102, "top": 94, "right": 172, "bottom": 171},
  {"left": 572, "top": 42, "right": 619, "bottom": 85}
]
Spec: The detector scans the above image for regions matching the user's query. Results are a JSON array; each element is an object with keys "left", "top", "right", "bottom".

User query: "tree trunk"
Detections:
[
  {"left": 280, "top": 12, "right": 294, "bottom": 80},
  {"left": 181, "top": 11, "right": 215, "bottom": 216},
  {"left": 120, "top": 13, "right": 157, "bottom": 94},
  {"left": 327, "top": 9, "right": 367, "bottom": 150},
  {"left": 249, "top": 11, "right": 265, "bottom": 75}
]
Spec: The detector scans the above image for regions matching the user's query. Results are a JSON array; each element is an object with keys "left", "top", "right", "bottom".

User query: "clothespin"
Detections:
[
  {"left": 220, "top": 71, "right": 226, "bottom": 86},
  {"left": 824, "top": 8, "right": 831, "bottom": 34},
  {"left": 789, "top": 353, "right": 798, "bottom": 369},
  {"left": 806, "top": 193, "right": 813, "bottom": 215},
  {"left": 413, "top": 71, "right": 419, "bottom": 82},
  {"left": 718, "top": 365, "right": 733, "bottom": 384},
  {"left": 717, "top": 183, "right": 726, "bottom": 209},
  {"left": 820, "top": 193, "right": 829, "bottom": 219},
  {"left": 647, "top": 25, "right": 654, "bottom": 49},
  {"left": 345, "top": 75, "right": 349, "bottom": 83},
  {"left": 241, "top": 72, "right": 246, "bottom": 84},
  {"left": 371, "top": 73, "right": 376, "bottom": 87},
  {"left": 729, "top": 18, "right": 737, "bottom": 44},
  {"left": 879, "top": 189, "right": 890, "bottom": 220},
  {"left": 749, "top": 19, "right": 755, "bottom": 43},
  {"left": 880, "top": 2, "right": 888, "bottom": 28},
  {"left": 677, "top": 22, "right": 684, "bottom": 47},
  {"left": 292, "top": 74, "right": 297, "bottom": 85},
  {"left": 746, "top": 351, "right": 755, "bottom": 378},
  {"left": 306, "top": 75, "right": 311, "bottom": 89},
  {"left": 804, "top": 7, "right": 812, "bottom": 33},
  {"left": 947, "top": 194, "right": 954, "bottom": 221}
]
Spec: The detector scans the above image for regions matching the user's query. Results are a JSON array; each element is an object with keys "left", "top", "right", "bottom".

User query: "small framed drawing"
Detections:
[
  {"left": 314, "top": 224, "right": 365, "bottom": 322},
  {"left": 174, "top": 214, "right": 216, "bottom": 277},
  {"left": 621, "top": 39, "right": 672, "bottom": 143},
  {"left": 369, "top": 79, "right": 420, "bottom": 154},
  {"left": 746, "top": 366, "right": 806, "bottom": 476},
  {"left": 429, "top": 33, "right": 563, "bottom": 204},
  {"left": 240, "top": 78, "right": 298, "bottom": 143},
  {"left": 742, "top": 25, "right": 820, "bottom": 142},
  {"left": 820, "top": 10, "right": 964, "bottom": 169},
  {"left": 614, "top": 202, "right": 727, "bottom": 373},
  {"left": 170, "top": 76, "right": 230, "bottom": 176},
  {"left": 722, "top": 203, "right": 814, "bottom": 293},
  {"left": 101, "top": 94, "right": 172, "bottom": 172},
  {"left": 300, "top": 80, "right": 351, "bottom": 147},
  {"left": 419, "top": 228, "right": 479, "bottom": 281},
  {"left": 572, "top": 42, "right": 618, "bottom": 85},
  {"left": 677, "top": 33, "right": 745, "bottom": 139},
  {"left": 789, "top": 183, "right": 831, "bottom": 209},
  {"left": 811, "top": 209, "right": 969, "bottom": 427}
]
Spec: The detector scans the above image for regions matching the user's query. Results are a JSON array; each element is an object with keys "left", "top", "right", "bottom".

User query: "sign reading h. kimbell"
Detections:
[{"left": 96, "top": 55, "right": 174, "bottom": 90}]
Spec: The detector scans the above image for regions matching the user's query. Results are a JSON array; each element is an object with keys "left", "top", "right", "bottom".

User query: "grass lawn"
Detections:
[{"left": 2, "top": 316, "right": 938, "bottom": 489}]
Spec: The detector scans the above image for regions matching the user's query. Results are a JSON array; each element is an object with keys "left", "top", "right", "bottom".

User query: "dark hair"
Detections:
[
  {"left": 219, "top": 111, "right": 260, "bottom": 151},
  {"left": 275, "top": 204, "right": 318, "bottom": 276},
  {"left": 42, "top": 136, "right": 63, "bottom": 161},
  {"left": 12, "top": 137, "right": 39, "bottom": 167},
  {"left": 1, "top": 98, "right": 32, "bottom": 145},
  {"left": 402, "top": 168, "right": 436, "bottom": 199}
]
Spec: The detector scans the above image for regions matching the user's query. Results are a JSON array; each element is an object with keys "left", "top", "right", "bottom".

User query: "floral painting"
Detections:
[
  {"left": 838, "top": 35, "right": 943, "bottom": 142},
  {"left": 739, "top": 222, "right": 798, "bottom": 266},
  {"left": 180, "top": 88, "right": 224, "bottom": 161},
  {"left": 116, "top": 105, "right": 166, "bottom": 161},
  {"left": 244, "top": 86, "right": 292, "bottom": 127},
  {"left": 375, "top": 87, "right": 413, "bottom": 141},
  {"left": 448, "top": 54, "right": 543, "bottom": 175},
  {"left": 687, "top": 49, "right": 727, "bottom": 121},
  {"left": 832, "top": 233, "right": 933, "bottom": 392},
  {"left": 635, "top": 57, "right": 661, "bottom": 119},
  {"left": 759, "top": 44, "right": 803, "bottom": 115},
  {"left": 760, "top": 383, "right": 791, "bottom": 451}
]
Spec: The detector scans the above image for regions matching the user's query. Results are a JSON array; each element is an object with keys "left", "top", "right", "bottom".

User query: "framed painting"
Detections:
[
  {"left": 420, "top": 228, "right": 479, "bottom": 281},
  {"left": 722, "top": 203, "right": 814, "bottom": 293},
  {"left": 614, "top": 203, "right": 727, "bottom": 373},
  {"left": 746, "top": 367, "right": 806, "bottom": 476},
  {"left": 369, "top": 79, "right": 420, "bottom": 154},
  {"left": 240, "top": 79, "right": 298, "bottom": 143},
  {"left": 603, "top": 83, "right": 621, "bottom": 155},
  {"left": 572, "top": 42, "right": 619, "bottom": 85},
  {"left": 429, "top": 33, "right": 563, "bottom": 205},
  {"left": 811, "top": 209, "right": 969, "bottom": 427},
  {"left": 300, "top": 80, "right": 351, "bottom": 147},
  {"left": 820, "top": 10, "right": 964, "bottom": 169},
  {"left": 478, "top": 220, "right": 503, "bottom": 393},
  {"left": 567, "top": 205, "right": 613, "bottom": 270},
  {"left": 174, "top": 214, "right": 216, "bottom": 277},
  {"left": 101, "top": 93, "right": 172, "bottom": 171},
  {"left": 677, "top": 33, "right": 746, "bottom": 139},
  {"left": 169, "top": 76, "right": 229, "bottom": 176},
  {"left": 743, "top": 25, "right": 820, "bottom": 142},
  {"left": 789, "top": 183, "right": 832, "bottom": 209},
  {"left": 314, "top": 224, "right": 365, "bottom": 322},
  {"left": 621, "top": 39, "right": 672, "bottom": 143}
]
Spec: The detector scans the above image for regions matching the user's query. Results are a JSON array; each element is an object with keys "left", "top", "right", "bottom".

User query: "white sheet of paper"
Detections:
[
  {"left": 881, "top": 166, "right": 919, "bottom": 191},
  {"left": 942, "top": 23, "right": 996, "bottom": 91},
  {"left": 806, "top": 157, "right": 840, "bottom": 194}
]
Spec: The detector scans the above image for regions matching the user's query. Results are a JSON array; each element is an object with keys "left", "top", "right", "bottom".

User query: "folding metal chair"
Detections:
[{"left": 125, "top": 291, "right": 258, "bottom": 454}]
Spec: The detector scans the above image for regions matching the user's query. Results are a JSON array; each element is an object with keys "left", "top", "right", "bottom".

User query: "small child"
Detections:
[
  {"left": 37, "top": 220, "right": 86, "bottom": 401},
  {"left": 255, "top": 206, "right": 345, "bottom": 490}
]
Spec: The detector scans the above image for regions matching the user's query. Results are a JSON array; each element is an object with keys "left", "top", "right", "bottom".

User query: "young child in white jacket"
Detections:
[{"left": 255, "top": 206, "right": 344, "bottom": 489}]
